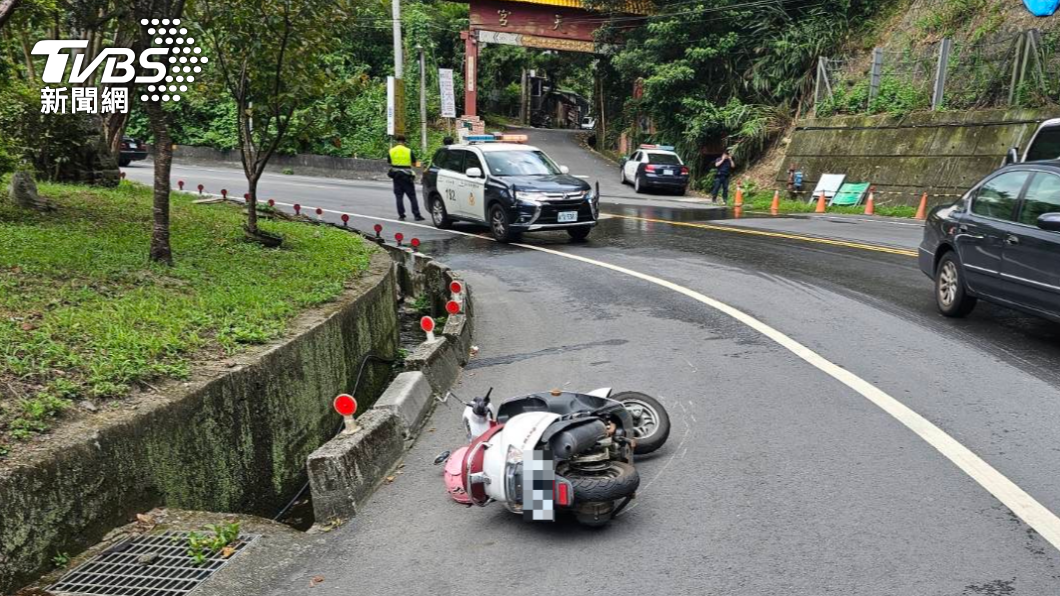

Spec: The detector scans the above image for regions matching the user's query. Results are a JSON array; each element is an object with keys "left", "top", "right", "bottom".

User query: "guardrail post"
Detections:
[
  {"left": 868, "top": 47, "right": 883, "bottom": 108},
  {"left": 932, "top": 38, "right": 952, "bottom": 111}
]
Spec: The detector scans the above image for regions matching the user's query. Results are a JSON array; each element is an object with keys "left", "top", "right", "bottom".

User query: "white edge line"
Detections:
[{"left": 511, "top": 241, "right": 1060, "bottom": 552}]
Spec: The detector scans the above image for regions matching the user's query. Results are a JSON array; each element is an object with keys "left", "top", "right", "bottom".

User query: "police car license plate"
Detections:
[
  {"left": 663, "top": 169, "right": 673, "bottom": 176},
  {"left": 558, "top": 211, "right": 577, "bottom": 223}
]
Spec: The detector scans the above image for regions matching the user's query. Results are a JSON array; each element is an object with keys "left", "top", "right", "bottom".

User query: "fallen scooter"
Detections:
[{"left": 436, "top": 387, "right": 670, "bottom": 526}]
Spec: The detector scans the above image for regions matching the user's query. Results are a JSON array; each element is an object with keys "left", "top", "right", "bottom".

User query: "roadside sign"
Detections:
[
  {"left": 811, "top": 173, "right": 846, "bottom": 203},
  {"left": 831, "top": 182, "right": 870, "bottom": 207},
  {"left": 439, "top": 69, "right": 456, "bottom": 118}
]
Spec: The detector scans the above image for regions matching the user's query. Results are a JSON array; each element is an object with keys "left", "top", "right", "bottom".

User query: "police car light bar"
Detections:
[
  {"left": 639, "top": 144, "right": 675, "bottom": 151},
  {"left": 466, "top": 134, "right": 528, "bottom": 144}
]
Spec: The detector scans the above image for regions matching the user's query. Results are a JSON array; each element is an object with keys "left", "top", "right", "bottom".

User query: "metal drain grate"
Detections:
[{"left": 49, "top": 531, "right": 256, "bottom": 596}]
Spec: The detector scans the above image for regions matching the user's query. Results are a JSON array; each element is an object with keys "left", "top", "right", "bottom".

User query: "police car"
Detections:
[
  {"left": 423, "top": 134, "right": 598, "bottom": 242},
  {"left": 620, "top": 144, "right": 690, "bottom": 195}
]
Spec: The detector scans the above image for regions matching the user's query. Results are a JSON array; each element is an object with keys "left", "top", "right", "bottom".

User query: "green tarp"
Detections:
[{"left": 830, "top": 182, "right": 870, "bottom": 206}]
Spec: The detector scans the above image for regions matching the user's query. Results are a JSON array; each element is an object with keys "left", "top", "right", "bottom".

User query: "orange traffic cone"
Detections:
[
  {"left": 915, "top": 192, "right": 928, "bottom": 220},
  {"left": 734, "top": 184, "right": 744, "bottom": 207},
  {"left": 733, "top": 205, "right": 743, "bottom": 219},
  {"left": 770, "top": 190, "right": 780, "bottom": 215},
  {"left": 864, "top": 189, "right": 875, "bottom": 215},
  {"left": 815, "top": 191, "right": 827, "bottom": 213}
]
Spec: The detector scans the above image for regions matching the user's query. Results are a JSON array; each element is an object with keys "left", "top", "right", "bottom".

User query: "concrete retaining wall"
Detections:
[
  {"left": 0, "top": 252, "right": 399, "bottom": 594},
  {"left": 168, "top": 145, "right": 422, "bottom": 182},
  {"left": 779, "top": 109, "right": 1056, "bottom": 208}
]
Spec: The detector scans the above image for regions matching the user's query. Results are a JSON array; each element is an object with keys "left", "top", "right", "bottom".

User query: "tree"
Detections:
[
  {"left": 0, "top": 0, "right": 21, "bottom": 30},
  {"left": 192, "top": 0, "right": 344, "bottom": 241},
  {"left": 128, "top": 0, "right": 187, "bottom": 264}
]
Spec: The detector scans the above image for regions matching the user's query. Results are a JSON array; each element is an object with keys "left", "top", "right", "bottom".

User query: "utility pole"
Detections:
[
  {"left": 419, "top": 44, "right": 427, "bottom": 154},
  {"left": 391, "top": 0, "right": 405, "bottom": 135}
]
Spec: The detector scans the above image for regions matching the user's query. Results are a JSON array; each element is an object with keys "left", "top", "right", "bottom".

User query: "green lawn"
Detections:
[{"left": 0, "top": 180, "right": 375, "bottom": 451}]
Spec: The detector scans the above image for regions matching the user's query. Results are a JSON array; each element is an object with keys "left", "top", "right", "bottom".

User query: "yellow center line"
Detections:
[{"left": 606, "top": 213, "right": 919, "bottom": 257}]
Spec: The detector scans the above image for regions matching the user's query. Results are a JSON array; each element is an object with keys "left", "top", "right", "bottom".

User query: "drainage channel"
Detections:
[
  {"left": 48, "top": 531, "right": 257, "bottom": 596},
  {"left": 272, "top": 302, "right": 426, "bottom": 532}
]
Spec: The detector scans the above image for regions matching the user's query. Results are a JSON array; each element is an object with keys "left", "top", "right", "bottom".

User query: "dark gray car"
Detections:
[{"left": 919, "top": 161, "right": 1060, "bottom": 321}]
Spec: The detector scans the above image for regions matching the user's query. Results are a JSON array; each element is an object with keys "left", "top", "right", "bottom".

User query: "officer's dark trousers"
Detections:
[
  {"left": 393, "top": 176, "right": 421, "bottom": 218},
  {"left": 711, "top": 175, "right": 730, "bottom": 203}
]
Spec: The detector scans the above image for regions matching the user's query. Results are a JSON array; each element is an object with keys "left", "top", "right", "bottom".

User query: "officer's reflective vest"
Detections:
[{"left": 389, "top": 144, "right": 412, "bottom": 167}]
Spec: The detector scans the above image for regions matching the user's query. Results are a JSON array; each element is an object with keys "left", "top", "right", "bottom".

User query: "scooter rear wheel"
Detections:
[
  {"left": 613, "top": 391, "right": 671, "bottom": 455},
  {"left": 567, "top": 460, "right": 640, "bottom": 502}
]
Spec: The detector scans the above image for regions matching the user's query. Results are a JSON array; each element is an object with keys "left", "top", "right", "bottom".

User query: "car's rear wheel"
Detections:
[
  {"left": 489, "top": 204, "right": 520, "bottom": 243},
  {"left": 118, "top": 158, "right": 131, "bottom": 167},
  {"left": 430, "top": 195, "right": 452, "bottom": 229},
  {"left": 567, "top": 226, "right": 591, "bottom": 242},
  {"left": 634, "top": 175, "right": 644, "bottom": 194},
  {"left": 936, "top": 252, "right": 977, "bottom": 317}
]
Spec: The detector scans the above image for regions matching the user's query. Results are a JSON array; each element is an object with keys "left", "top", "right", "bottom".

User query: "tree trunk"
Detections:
[
  {"left": 144, "top": 101, "right": 173, "bottom": 265},
  {"left": 103, "top": 109, "right": 131, "bottom": 156},
  {"left": 0, "top": 0, "right": 21, "bottom": 31},
  {"left": 17, "top": 22, "right": 35, "bottom": 82},
  {"left": 245, "top": 172, "right": 259, "bottom": 235}
]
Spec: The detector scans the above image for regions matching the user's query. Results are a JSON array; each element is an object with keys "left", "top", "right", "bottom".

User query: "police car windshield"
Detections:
[{"left": 483, "top": 150, "right": 562, "bottom": 176}]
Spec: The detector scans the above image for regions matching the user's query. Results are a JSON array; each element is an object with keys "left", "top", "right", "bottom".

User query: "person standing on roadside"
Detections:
[
  {"left": 711, "top": 150, "right": 735, "bottom": 204},
  {"left": 387, "top": 134, "right": 425, "bottom": 221}
]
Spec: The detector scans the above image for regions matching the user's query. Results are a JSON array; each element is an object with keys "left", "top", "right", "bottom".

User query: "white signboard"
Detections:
[
  {"left": 812, "top": 173, "right": 847, "bottom": 199},
  {"left": 386, "top": 76, "right": 395, "bottom": 136},
  {"left": 438, "top": 68, "right": 456, "bottom": 118}
]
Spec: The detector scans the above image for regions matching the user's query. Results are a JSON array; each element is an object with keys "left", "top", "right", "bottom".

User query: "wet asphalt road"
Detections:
[{"left": 127, "top": 129, "right": 1060, "bottom": 595}]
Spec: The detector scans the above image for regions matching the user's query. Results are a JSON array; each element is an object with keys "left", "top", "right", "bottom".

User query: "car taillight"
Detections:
[
  {"left": 645, "top": 164, "right": 656, "bottom": 172},
  {"left": 120, "top": 143, "right": 129, "bottom": 150},
  {"left": 555, "top": 479, "right": 571, "bottom": 506},
  {"left": 681, "top": 167, "right": 689, "bottom": 175}
]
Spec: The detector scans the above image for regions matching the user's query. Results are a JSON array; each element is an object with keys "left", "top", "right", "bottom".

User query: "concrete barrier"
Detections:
[
  {"left": 404, "top": 337, "right": 462, "bottom": 394},
  {"left": 306, "top": 409, "right": 406, "bottom": 523},
  {"left": 443, "top": 314, "right": 472, "bottom": 366},
  {"left": 374, "top": 371, "right": 435, "bottom": 436}
]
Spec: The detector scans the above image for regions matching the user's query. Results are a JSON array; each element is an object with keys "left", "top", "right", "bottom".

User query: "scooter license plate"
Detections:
[{"left": 557, "top": 211, "right": 578, "bottom": 223}]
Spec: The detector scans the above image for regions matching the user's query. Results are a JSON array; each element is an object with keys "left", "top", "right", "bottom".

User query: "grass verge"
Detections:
[
  {"left": 0, "top": 179, "right": 375, "bottom": 453},
  {"left": 743, "top": 192, "right": 919, "bottom": 218}
]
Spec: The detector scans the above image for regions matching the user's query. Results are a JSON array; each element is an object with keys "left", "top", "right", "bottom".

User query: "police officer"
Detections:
[
  {"left": 387, "top": 135, "right": 425, "bottom": 221},
  {"left": 711, "top": 149, "right": 735, "bottom": 204}
]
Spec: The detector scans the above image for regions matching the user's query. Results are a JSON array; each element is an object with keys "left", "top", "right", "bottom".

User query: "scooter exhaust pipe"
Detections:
[{"left": 549, "top": 420, "right": 607, "bottom": 459}]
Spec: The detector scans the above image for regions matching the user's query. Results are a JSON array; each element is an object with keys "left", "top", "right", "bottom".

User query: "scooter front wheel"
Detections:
[{"left": 613, "top": 391, "right": 671, "bottom": 455}]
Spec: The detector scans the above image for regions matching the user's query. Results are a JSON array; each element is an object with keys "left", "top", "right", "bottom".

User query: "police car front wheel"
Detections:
[{"left": 489, "top": 205, "right": 521, "bottom": 243}]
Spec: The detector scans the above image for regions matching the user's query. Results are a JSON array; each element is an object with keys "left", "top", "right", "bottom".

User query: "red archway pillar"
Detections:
[{"left": 462, "top": 30, "right": 478, "bottom": 117}]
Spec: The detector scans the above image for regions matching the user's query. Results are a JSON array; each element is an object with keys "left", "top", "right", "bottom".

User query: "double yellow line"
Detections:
[{"left": 606, "top": 213, "right": 919, "bottom": 257}]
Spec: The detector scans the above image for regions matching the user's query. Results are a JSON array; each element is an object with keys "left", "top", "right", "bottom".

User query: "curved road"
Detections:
[{"left": 127, "top": 129, "right": 1060, "bottom": 595}]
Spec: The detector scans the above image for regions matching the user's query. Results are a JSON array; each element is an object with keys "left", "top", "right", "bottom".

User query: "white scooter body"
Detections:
[{"left": 483, "top": 411, "right": 560, "bottom": 506}]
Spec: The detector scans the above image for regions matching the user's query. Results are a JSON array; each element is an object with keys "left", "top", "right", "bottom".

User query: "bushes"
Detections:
[{"left": 0, "top": 78, "right": 117, "bottom": 184}]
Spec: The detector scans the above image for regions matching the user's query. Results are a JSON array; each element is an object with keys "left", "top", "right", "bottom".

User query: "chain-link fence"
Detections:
[{"left": 813, "top": 28, "right": 1059, "bottom": 117}]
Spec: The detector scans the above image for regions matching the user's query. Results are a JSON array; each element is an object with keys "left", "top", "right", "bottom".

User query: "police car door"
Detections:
[
  {"left": 459, "top": 150, "right": 487, "bottom": 221},
  {"left": 435, "top": 149, "right": 464, "bottom": 218},
  {"left": 624, "top": 151, "right": 642, "bottom": 182}
]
